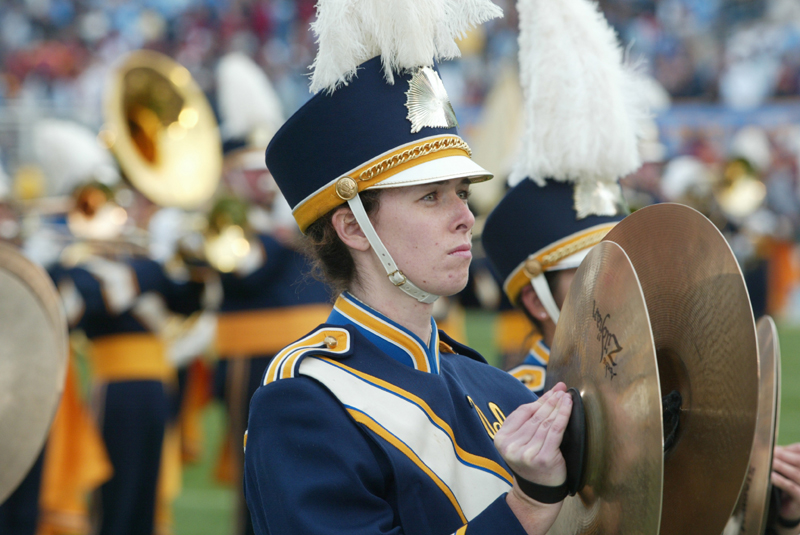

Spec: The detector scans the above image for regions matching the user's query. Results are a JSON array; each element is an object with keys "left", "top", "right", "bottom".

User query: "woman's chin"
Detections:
[{"left": 421, "top": 274, "right": 470, "bottom": 298}]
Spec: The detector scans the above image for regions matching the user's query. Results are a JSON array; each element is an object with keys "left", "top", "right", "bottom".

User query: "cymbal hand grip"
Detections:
[
  {"left": 560, "top": 387, "right": 587, "bottom": 496},
  {"left": 662, "top": 390, "right": 682, "bottom": 453},
  {"left": 511, "top": 387, "right": 587, "bottom": 503}
]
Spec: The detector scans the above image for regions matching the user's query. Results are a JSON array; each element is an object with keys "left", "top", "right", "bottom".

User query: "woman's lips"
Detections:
[{"left": 448, "top": 244, "right": 472, "bottom": 258}]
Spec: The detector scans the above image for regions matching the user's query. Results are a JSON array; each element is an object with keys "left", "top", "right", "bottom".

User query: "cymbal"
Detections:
[
  {"left": 0, "top": 242, "right": 69, "bottom": 503},
  {"left": 723, "top": 315, "right": 781, "bottom": 535},
  {"left": 604, "top": 202, "right": 759, "bottom": 535},
  {"left": 546, "top": 241, "right": 663, "bottom": 535}
]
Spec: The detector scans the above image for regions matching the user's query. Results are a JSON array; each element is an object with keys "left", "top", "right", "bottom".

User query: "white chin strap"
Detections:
[
  {"left": 531, "top": 273, "right": 560, "bottom": 324},
  {"left": 347, "top": 193, "right": 439, "bottom": 304}
]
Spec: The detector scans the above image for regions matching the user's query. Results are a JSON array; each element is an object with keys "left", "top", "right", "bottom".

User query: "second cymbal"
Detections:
[{"left": 604, "top": 202, "right": 759, "bottom": 535}]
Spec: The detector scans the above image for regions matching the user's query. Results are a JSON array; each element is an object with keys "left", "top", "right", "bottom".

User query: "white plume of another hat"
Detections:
[
  {"left": 309, "top": 0, "right": 504, "bottom": 94},
  {"left": 0, "top": 159, "right": 10, "bottom": 201},
  {"left": 511, "top": 0, "right": 650, "bottom": 218},
  {"left": 33, "top": 119, "right": 120, "bottom": 196},
  {"left": 216, "top": 52, "right": 285, "bottom": 148},
  {"left": 729, "top": 125, "right": 772, "bottom": 173},
  {"left": 660, "top": 155, "right": 713, "bottom": 203}
]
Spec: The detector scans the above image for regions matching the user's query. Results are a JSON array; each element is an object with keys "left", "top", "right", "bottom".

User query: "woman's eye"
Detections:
[
  {"left": 458, "top": 189, "right": 471, "bottom": 201},
  {"left": 422, "top": 192, "right": 437, "bottom": 201}
]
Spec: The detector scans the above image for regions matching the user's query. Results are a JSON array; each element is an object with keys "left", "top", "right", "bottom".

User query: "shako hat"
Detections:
[
  {"left": 217, "top": 52, "right": 285, "bottom": 172},
  {"left": 266, "top": 0, "right": 503, "bottom": 303},
  {"left": 482, "top": 0, "right": 649, "bottom": 321},
  {"left": 483, "top": 180, "right": 623, "bottom": 308}
]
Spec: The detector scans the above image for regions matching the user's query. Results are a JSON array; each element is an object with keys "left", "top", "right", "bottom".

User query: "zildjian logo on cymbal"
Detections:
[{"left": 593, "top": 300, "right": 622, "bottom": 379}]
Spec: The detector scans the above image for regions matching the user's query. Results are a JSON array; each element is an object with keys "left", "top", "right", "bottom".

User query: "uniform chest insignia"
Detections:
[
  {"left": 405, "top": 67, "right": 459, "bottom": 134},
  {"left": 467, "top": 396, "right": 507, "bottom": 440}
]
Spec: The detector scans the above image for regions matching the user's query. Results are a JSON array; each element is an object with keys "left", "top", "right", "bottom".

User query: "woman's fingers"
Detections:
[
  {"left": 772, "top": 444, "right": 800, "bottom": 520},
  {"left": 496, "top": 388, "right": 559, "bottom": 440},
  {"left": 498, "top": 390, "right": 563, "bottom": 455},
  {"left": 496, "top": 390, "right": 572, "bottom": 487},
  {"left": 539, "top": 392, "right": 573, "bottom": 460}
]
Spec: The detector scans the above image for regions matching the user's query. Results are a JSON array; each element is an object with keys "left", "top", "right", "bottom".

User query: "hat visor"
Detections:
[{"left": 367, "top": 155, "right": 492, "bottom": 189}]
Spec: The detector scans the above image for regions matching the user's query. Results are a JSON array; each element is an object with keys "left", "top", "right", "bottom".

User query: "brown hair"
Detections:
[{"left": 302, "top": 189, "right": 382, "bottom": 295}]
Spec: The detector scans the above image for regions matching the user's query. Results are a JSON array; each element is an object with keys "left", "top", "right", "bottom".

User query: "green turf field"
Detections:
[
  {"left": 776, "top": 323, "right": 800, "bottom": 446},
  {"left": 173, "top": 315, "right": 800, "bottom": 535}
]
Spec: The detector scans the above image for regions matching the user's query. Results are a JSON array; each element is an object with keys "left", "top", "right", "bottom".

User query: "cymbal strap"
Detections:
[{"left": 510, "top": 470, "right": 569, "bottom": 504}]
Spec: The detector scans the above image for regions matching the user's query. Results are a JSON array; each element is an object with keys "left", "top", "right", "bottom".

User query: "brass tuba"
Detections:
[
  {"left": 101, "top": 50, "right": 222, "bottom": 210},
  {"left": 714, "top": 157, "right": 766, "bottom": 220}
]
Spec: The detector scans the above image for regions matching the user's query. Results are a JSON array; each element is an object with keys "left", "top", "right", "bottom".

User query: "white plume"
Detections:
[
  {"left": 217, "top": 52, "right": 285, "bottom": 145},
  {"left": 0, "top": 160, "right": 9, "bottom": 201},
  {"left": 511, "top": 0, "right": 650, "bottom": 216},
  {"left": 33, "top": 119, "right": 120, "bottom": 196},
  {"left": 309, "top": 0, "right": 503, "bottom": 94}
]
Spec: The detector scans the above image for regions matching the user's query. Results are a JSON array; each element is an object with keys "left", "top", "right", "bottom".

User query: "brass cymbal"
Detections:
[
  {"left": 546, "top": 241, "right": 663, "bottom": 535},
  {"left": 0, "top": 242, "right": 69, "bottom": 503},
  {"left": 724, "top": 315, "right": 781, "bottom": 535},
  {"left": 604, "top": 202, "right": 759, "bottom": 535}
]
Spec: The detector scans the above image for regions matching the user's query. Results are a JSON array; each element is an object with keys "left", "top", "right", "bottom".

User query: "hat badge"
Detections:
[{"left": 405, "top": 67, "right": 459, "bottom": 134}]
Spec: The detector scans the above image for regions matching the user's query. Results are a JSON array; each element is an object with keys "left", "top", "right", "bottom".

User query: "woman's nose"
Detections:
[{"left": 452, "top": 193, "right": 474, "bottom": 232}]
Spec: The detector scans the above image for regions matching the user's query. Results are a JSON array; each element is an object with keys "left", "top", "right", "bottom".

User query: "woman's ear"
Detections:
[
  {"left": 520, "top": 284, "right": 550, "bottom": 322},
  {"left": 331, "top": 205, "right": 370, "bottom": 252}
]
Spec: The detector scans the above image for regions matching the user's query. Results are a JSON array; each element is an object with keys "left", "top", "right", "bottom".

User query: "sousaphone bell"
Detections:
[{"left": 101, "top": 50, "right": 222, "bottom": 210}]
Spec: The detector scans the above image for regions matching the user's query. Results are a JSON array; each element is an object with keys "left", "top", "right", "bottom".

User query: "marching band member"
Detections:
[
  {"left": 483, "top": 180, "right": 624, "bottom": 397},
  {"left": 244, "top": 1, "right": 576, "bottom": 534},
  {"left": 481, "top": 0, "right": 641, "bottom": 396},
  {"left": 0, "top": 121, "right": 116, "bottom": 535},
  {"left": 212, "top": 52, "right": 332, "bottom": 535},
  {"left": 36, "top": 119, "right": 205, "bottom": 535}
]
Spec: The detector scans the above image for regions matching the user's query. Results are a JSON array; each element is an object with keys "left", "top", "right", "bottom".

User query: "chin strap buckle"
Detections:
[{"left": 388, "top": 270, "right": 407, "bottom": 287}]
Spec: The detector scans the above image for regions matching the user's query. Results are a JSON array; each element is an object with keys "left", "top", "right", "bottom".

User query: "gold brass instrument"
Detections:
[
  {"left": 202, "top": 196, "right": 254, "bottom": 273},
  {"left": 101, "top": 50, "right": 222, "bottom": 210},
  {"left": 546, "top": 241, "right": 663, "bottom": 535},
  {"left": 604, "top": 204, "right": 758, "bottom": 535},
  {"left": 714, "top": 158, "right": 767, "bottom": 220},
  {"left": 545, "top": 203, "right": 760, "bottom": 534}
]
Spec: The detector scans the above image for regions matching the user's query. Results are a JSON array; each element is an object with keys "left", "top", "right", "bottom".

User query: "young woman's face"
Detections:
[{"left": 370, "top": 178, "right": 475, "bottom": 297}]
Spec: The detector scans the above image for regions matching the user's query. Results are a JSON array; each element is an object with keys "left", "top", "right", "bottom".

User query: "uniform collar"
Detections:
[
  {"left": 327, "top": 293, "right": 441, "bottom": 374},
  {"left": 528, "top": 333, "right": 550, "bottom": 366}
]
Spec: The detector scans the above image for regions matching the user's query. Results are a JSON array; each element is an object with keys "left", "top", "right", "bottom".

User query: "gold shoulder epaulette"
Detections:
[{"left": 263, "top": 327, "right": 351, "bottom": 385}]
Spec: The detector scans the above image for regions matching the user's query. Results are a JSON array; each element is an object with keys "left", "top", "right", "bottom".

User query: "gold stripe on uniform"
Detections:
[
  {"left": 320, "top": 357, "right": 513, "bottom": 484},
  {"left": 347, "top": 408, "right": 468, "bottom": 524},
  {"left": 334, "top": 296, "right": 431, "bottom": 372}
]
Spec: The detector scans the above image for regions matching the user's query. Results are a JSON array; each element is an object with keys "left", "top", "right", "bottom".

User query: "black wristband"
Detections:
[
  {"left": 510, "top": 469, "right": 568, "bottom": 504},
  {"left": 777, "top": 515, "right": 800, "bottom": 529}
]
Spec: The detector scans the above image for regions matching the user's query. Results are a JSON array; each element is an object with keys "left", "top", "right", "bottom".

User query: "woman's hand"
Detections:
[
  {"left": 494, "top": 382, "right": 572, "bottom": 535},
  {"left": 773, "top": 443, "right": 800, "bottom": 534}
]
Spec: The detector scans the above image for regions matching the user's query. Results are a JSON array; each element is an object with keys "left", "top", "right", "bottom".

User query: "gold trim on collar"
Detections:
[
  {"left": 504, "top": 223, "right": 617, "bottom": 305},
  {"left": 293, "top": 135, "right": 471, "bottom": 233},
  {"left": 333, "top": 294, "right": 436, "bottom": 373}
]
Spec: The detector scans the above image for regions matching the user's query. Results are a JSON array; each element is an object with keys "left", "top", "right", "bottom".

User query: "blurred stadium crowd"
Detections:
[{"left": 2, "top": 0, "right": 800, "bottom": 115}]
